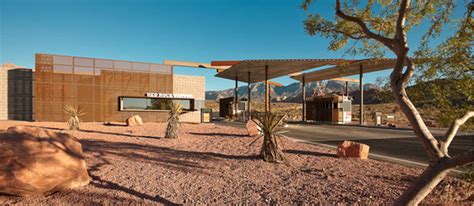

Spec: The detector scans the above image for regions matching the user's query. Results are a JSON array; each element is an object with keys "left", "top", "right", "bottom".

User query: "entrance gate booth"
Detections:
[{"left": 306, "top": 95, "right": 352, "bottom": 124}]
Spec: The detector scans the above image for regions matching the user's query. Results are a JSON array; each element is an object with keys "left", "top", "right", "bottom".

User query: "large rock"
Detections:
[
  {"left": 126, "top": 115, "right": 143, "bottom": 126},
  {"left": 336, "top": 140, "right": 370, "bottom": 159},
  {"left": 0, "top": 126, "right": 91, "bottom": 196},
  {"left": 246, "top": 120, "right": 260, "bottom": 136}
]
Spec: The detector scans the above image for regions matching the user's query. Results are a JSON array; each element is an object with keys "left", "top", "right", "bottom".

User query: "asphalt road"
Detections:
[{"left": 215, "top": 120, "right": 474, "bottom": 165}]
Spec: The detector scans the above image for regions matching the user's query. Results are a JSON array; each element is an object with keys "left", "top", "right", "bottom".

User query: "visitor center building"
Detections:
[{"left": 0, "top": 53, "right": 205, "bottom": 123}]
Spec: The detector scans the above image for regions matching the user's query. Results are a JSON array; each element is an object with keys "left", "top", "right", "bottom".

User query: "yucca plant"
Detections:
[
  {"left": 165, "top": 102, "right": 183, "bottom": 139},
  {"left": 63, "top": 105, "right": 85, "bottom": 130},
  {"left": 250, "top": 112, "right": 287, "bottom": 163}
]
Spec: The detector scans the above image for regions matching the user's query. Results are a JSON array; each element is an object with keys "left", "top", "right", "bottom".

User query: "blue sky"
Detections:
[{"left": 0, "top": 0, "right": 466, "bottom": 91}]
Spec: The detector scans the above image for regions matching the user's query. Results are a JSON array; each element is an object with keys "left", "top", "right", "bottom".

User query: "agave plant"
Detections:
[
  {"left": 165, "top": 102, "right": 183, "bottom": 139},
  {"left": 63, "top": 105, "right": 85, "bottom": 130},
  {"left": 250, "top": 112, "right": 287, "bottom": 163}
]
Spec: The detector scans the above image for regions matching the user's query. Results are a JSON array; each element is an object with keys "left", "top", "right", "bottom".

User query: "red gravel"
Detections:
[{"left": 0, "top": 121, "right": 472, "bottom": 205}]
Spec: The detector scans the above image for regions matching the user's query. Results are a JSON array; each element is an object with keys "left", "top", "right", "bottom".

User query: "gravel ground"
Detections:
[{"left": 0, "top": 121, "right": 472, "bottom": 205}]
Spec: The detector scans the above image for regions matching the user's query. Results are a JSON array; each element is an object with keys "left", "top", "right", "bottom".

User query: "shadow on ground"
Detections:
[
  {"left": 89, "top": 174, "right": 179, "bottom": 205},
  {"left": 38, "top": 126, "right": 160, "bottom": 139},
  {"left": 284, "top": 149, "right": 337, "bottom": 158},
  {"left": 188, "top": 132, "right": 249, "bottom": 138},
  {"left": 77, "top": 138, "right": 262, "bottom": 204},
  {"left": 102, "top": 122, "right": 128, "bottom": 127}
]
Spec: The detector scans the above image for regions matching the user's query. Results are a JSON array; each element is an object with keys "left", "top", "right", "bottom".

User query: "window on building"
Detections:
[{"left": 121, "top": 97, "right": 194, "bottom": 111}]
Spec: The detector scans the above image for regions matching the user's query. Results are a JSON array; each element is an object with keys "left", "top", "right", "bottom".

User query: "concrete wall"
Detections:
[
  {"left": 172, "top": 75, "right": 205, "bottom": 123},
  {"left": 0, "top": 66, "right": 8, "bottom": 120}
]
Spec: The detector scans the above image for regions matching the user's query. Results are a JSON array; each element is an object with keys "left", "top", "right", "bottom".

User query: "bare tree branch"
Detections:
[
  {"left": 391, "top": 83, "right": 444, "bottom": 160},
  {"left": 400, "top": 57, "right": 415, "bottom": 88},
  {"left": 319, "top": 28, "right": 368, "bottom": 40},
  {"left": 447, "top": 150, "right": 474, "bottom": 169},
  {"left": 342, "top": 32, "right": 367, "bottom": 40},
  {"left": 392, "top": 0, "right": 412, "bottom": 87},
  {"left": 442, "top": 111, "right": 474, "bottom": 156},
  {"left": 396, "top": 0, "right": 410, "bottom": 44},
  {"left": 335, "top": 0, "right": 396, "bottom": 50},
  {"left": 387, "top": 0, "right": 444, "bottom": 161}
]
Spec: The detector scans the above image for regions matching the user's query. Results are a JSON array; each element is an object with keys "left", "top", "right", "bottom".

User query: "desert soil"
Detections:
[{"left": 0, "top": 121, "right": 472, "bottom": 205}]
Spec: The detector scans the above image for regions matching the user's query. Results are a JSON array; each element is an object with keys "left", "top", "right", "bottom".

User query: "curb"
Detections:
[
  {"left": 287, "top": 121, "right": 431, "bottom": 132},
  {"left": 289, "top": 137, "right": 465, "bottom": 177}
]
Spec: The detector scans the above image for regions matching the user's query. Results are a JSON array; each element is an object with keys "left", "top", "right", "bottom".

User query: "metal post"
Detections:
[
  {"left": 235, "top": 76, "right": 238, "bottom": 118},
  {"left": 302, "top": 74, "right": 306, "bottom": 122},
  {"left": 345, "top": 81, "right": 348, "bottom": 96},
  {"left": 264, "top": 65, "right": 269, "bottom": 113},
  {"left": 247, "top": 71, "right": 251, "bottom": 120},
  {"left": 359, "top": 64, "right": 364, "bottom": 125}
]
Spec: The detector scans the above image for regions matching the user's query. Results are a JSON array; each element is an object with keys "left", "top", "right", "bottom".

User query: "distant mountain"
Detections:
[{"left": 205, "top": 80, "right": 381, "bottom": 104}]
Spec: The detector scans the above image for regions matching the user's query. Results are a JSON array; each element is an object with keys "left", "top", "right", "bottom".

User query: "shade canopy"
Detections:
[
  {"left": 214, "top": 59, "right": 346, "bottom": 83},
  {"left": 290, "top": 58, "right": 398, "bottom": 82}
]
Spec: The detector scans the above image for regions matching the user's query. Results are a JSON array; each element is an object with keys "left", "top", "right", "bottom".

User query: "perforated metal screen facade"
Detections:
[{"left": 34, "top": 54, "right": 173, "bottom": 122}]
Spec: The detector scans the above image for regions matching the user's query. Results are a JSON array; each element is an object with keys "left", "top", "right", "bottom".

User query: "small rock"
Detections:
[
  {"left": 126, "top": 115, "right": 144, "bottom": 126},
  {"left": 336, "top": 140, "right": 370, "bottom": 159}
]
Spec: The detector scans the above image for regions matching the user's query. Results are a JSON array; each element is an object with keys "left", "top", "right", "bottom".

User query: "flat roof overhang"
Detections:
[
  {"left": 213, "top": 59, "right": 347, "bottom": 83},
  {"left": 290, "top": 58, "right": 398, "bottom": 82}
]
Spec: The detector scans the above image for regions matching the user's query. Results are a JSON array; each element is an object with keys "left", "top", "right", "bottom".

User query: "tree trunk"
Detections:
[
  {"left": 394, "top": 159, "right": 451, "bottom": 206},
  {"left": 391, "top": 77, "right": 443, "bottom": 161},
  {"left": 388, "top": 56, "right": 452, "bottom": 204},
  {"left": 165, "top": 118, "right": 179, "bottom": 139},
  {"left": 327, "top": 1, "right": 473, "bottom": 204},
  {"left": 260, "top": 134, "right": 287, "bottom": 163}
]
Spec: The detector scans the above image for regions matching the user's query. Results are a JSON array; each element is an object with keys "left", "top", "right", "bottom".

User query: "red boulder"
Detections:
[
  {"left": 246, "top": 120, "right": 260, "bottom": 136},
  {"left": 336, "top": 140, "right": 370, "bottom": 159}
]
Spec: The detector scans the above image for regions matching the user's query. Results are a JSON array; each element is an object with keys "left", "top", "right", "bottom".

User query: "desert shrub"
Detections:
[
  {"left": 251, "top": 112, "right": 287, "bottom": 163},
  {"left": 165, "top": 102, "right": 183, "bottom": 139},
  {"left": 63, "top": 105, "right": 85, "bottom": 130}
]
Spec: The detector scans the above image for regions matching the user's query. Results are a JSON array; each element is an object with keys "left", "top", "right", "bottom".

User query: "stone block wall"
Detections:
[
  {"left": 172, "top": 75, "right": 205, "bottom": 123},
  {"left": 172, "top": 75, "right": 205, "bottom": 100},
  {"left": 0, "top": 66, "right": 7, "bottom": 120}
]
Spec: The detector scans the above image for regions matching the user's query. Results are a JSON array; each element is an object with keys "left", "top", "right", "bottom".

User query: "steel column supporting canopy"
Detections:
[
  {"left": 359, "top": 64, "right": 364, "bottom": 125},
  {"left": 264, "top": 65, "right": 269, "bottom": 112},
  {"left": 247, "top": 72, "right": 251, "bottom": 120},
  {"left": 301, "top": 74, "right": 306, "bottom": 122},
  {"left": 214, "top": 59, "right": 346, "bottom": 83},
  {"left": 234, "top": 76, "right": 238, "bottom": 117}
]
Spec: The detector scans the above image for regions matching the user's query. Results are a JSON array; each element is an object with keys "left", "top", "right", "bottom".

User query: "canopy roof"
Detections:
[
  {"left": 290, "top": 58, "right": 397, "bottom": 82},
  {"left": 213, "top": 59, "right": 346, "bottom": 83}
]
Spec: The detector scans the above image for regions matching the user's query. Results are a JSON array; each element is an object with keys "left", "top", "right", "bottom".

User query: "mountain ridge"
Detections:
[{"left": 205, "top": 80, "right": 381, "bottom": 104}]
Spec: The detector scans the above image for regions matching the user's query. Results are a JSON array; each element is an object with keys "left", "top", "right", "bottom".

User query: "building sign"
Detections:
[
  {"left": 343, "top": 111, "right": 352, "bottom": 124},
  {"left": 145, "top": 93, "right": 193, "bottom": 99}
]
